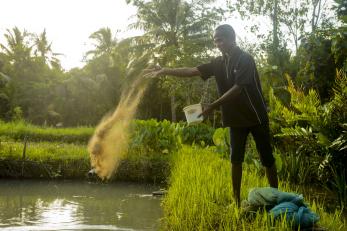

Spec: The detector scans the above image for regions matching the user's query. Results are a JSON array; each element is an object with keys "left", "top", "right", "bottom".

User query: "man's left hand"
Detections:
[{"left": 198, "top": 104, "right": 214, "bottom": 118}]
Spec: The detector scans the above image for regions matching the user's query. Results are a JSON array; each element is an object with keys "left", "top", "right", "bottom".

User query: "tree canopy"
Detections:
[{"left": 0, "top": 0, "right": 345, "bottom": 126}]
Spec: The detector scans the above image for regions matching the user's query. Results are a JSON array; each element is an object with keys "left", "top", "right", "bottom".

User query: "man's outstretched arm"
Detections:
[{"left": 143, "top": 67, "right": 201, "bottom": 78}]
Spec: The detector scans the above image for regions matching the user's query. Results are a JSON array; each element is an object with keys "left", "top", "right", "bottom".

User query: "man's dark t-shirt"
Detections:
[{"left": 197, "top": 46, "right": 268, "bottom": 127}]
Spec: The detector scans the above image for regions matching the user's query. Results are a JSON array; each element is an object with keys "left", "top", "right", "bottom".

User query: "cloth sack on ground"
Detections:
[
  {"left": 270, "top": 201, "right": 320, "bottom": 228},
  {"left": 242, "top": 187, "right": 319, "bottom": 228}
]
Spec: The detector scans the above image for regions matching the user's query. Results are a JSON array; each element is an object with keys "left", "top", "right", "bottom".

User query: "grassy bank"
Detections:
[
  {"left": 162, "top": 146, "right": 346, "bottom": 230},
  {"left": 0, "top": 120, "right": 213, "bottom": 147},
  {"left": 0, "top": 121, "right": 93, "bottom": 143},
  {"left": 0, "top": 120, "right": 180, "bottom": 182},
  {"left": 0, "top": 140, "right": 170, "bottom": 183}
]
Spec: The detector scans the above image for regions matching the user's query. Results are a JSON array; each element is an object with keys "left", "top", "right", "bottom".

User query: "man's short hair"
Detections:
[{"left": 215, "top": 24, "right": 236, "bottom": 42}]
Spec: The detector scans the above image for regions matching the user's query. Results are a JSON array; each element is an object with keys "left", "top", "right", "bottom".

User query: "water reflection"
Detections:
[{"left": 0, "top": 180, "right": 162, "bottom": 230}]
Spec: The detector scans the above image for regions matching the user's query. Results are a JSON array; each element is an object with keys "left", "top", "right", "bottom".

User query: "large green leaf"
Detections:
[{"left": 213, "top": 128, "right": 225, "bottom": 146}]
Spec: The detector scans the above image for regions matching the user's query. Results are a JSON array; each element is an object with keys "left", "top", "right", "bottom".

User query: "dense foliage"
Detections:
[
  {"left": 269, "top": 71, "right": 347, "bottom": 204},
  {"left": 0, "top": 0, "right": 345, "bottom": 127},
  {"left": 180, "top": 122, "right": 215, "bottom": 146}
]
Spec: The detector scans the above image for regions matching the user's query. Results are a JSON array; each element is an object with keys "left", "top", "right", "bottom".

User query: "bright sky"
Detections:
[
  {"left": 0, "top": 0, "right": 265, "bottom": 71},
  {"left": 0, "top": 0, "right": 140, "bottom": 70}
]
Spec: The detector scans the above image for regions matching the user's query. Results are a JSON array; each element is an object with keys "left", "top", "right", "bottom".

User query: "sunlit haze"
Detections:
[
  {"left": 0, "top": 0, "right": 266, "bottom": 71},
  {"left": 0, "top": 0, "right": 140, "bottom": 70}
]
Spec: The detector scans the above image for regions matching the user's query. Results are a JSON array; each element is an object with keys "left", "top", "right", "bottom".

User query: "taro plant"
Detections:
[
  {"left": 129, "top": 119, "right": 182, "bottom": 154},
  {"left": 180, "top": 123, "right": 215, "bottom": 146},
  {"left": 212, "top": 127, "right": 230, "bottom": 159}
]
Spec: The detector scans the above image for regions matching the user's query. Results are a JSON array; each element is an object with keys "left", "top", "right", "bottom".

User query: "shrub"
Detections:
[
  {"left": 180, "top": 122, "right": 215, "bottom": 146},
  {"left": 269, "top": 71, "right": 347, "bottom": 204},
  {"left": 129, "top": 119, "right": 181, "bottom": 154}
]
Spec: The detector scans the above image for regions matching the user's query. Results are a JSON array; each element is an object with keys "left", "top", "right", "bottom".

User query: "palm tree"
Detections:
[
  {"left": 127, "top": 0, "right": 223, "bottom": 121},
  {"left": 86, "top": 27, "right": 117, "bottom": 59},
  {"left": 129, "top": 0, "right": 220, "bottom": 64},
  {"left": 34, "top": 29, "right": 62, "bottom": 69},
  {"left": 0, "top": 27, "right": 32, "bottom": 64}
]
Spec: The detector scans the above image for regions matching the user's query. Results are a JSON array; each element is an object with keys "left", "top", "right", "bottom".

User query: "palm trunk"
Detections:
[
  {"left": 159, "top": 102, "right": 163, "bottom": 120},
  {"left": 273, "top": 0, "right": 279, "bottom": 50},
  {"left": 171, "top": 93, "right": 176, "bottom": 122},
  {"left": 272, "top": 0, "right": 282, "bottom": 75}
]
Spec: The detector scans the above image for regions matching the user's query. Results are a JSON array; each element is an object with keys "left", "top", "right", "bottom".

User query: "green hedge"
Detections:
[
  {"left": 180, "top": 122, "right": 215, "bottom": 146},
  {"left": 0, "top": 140, "right": 170, "bottom": 183},
  {"left": 0, "top": 120, "right": 216, "bottom": 150},
  {"left": 0, "top": 121, "right": 93, "bottom": 143},
  {"left": 129, "top": 119, "right": 182, "bottom": 154}
]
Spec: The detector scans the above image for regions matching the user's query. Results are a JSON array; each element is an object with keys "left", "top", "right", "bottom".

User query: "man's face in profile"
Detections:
[{"left": 213, "top": 30, "right": 234, "bottom": 54}]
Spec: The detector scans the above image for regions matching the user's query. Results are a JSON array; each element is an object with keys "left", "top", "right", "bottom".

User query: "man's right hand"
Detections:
[{"left": 142, "top": 66, "right": 164, "bottom": 79}]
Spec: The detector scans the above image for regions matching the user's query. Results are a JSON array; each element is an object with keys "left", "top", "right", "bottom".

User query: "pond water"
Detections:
[{"left": 0, "top": 180, "right": 163, "bottom": 231}]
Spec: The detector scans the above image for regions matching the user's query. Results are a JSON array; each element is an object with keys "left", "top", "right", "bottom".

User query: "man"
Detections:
[{"left": 144, "top": 24, "right": 278, "bottom": 205}]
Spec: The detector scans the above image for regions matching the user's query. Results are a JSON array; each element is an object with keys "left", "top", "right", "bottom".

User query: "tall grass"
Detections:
[
  {"left": 0, "top": 121, "right": 93, "bottom": 143},
  {"left": 162, "top": 146, "right": 346, "bottom": 230}
]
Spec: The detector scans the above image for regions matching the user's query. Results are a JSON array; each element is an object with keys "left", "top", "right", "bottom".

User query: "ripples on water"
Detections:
[{"left": 0, "top": 180, "right": 162, "bottom": 231}]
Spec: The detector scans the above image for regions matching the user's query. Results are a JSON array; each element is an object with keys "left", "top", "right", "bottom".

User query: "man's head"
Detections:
[{"left": 213, "top": 24, "right": 236, "bottom": 54}]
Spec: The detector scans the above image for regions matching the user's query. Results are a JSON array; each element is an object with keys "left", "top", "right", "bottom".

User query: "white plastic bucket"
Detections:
[{"left": 183, "top": 103, "right": 203, "bottom": 125}]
